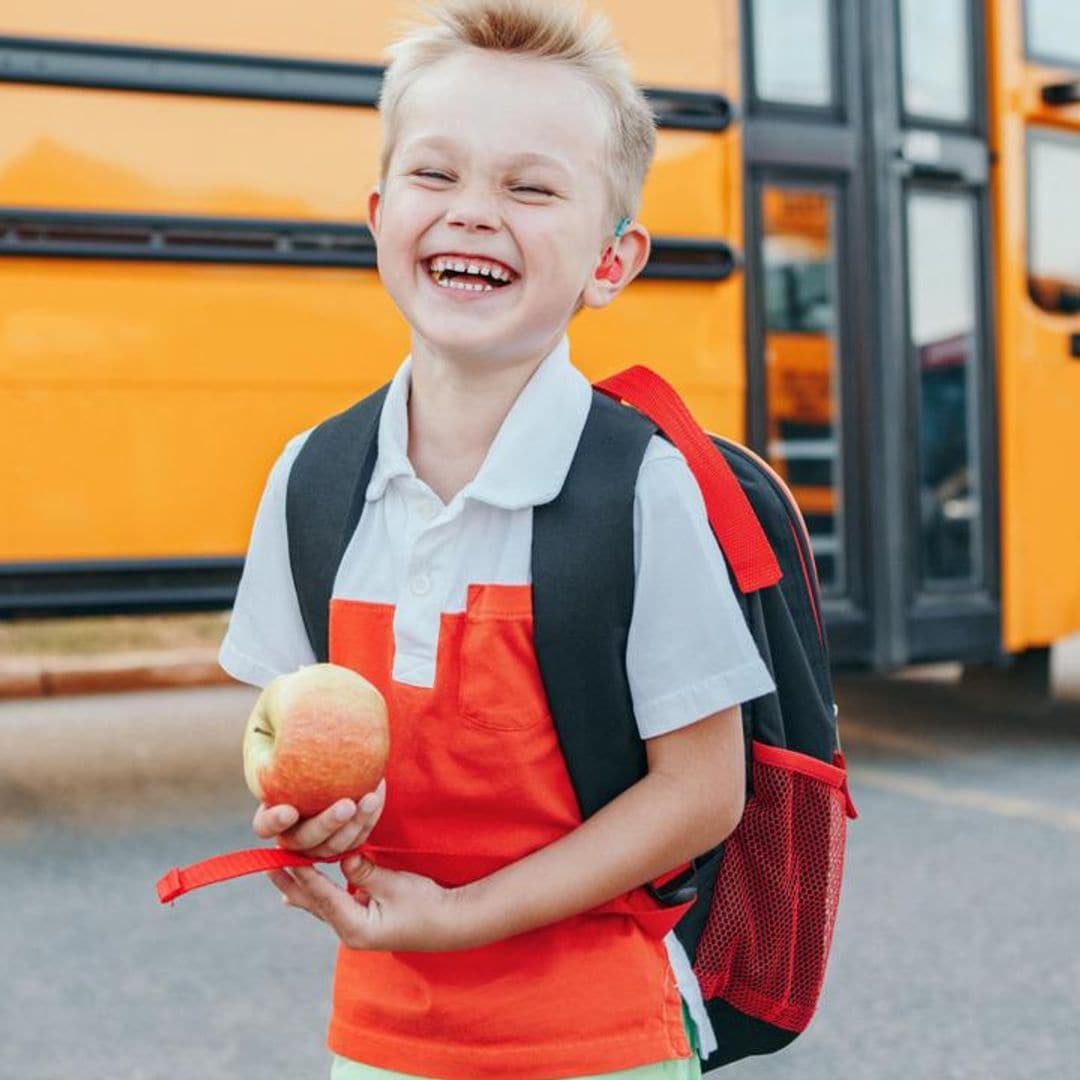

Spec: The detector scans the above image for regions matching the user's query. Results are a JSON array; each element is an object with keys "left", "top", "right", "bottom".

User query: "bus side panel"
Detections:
[
  {"left": 1, "top": 263, "right": 408, "bottom": 561},
  {"left": 988, "top": 0, "right": 1080, "bottom": 651}
]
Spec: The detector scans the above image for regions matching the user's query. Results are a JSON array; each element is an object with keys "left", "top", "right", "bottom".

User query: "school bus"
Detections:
[{"left": 2, "top": 1, "right": 1079, "bottom": 685}]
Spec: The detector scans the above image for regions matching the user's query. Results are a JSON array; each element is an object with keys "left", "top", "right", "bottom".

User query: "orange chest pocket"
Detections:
[{"left": 457, "top": 584, "right": 552, "bottom": 731}]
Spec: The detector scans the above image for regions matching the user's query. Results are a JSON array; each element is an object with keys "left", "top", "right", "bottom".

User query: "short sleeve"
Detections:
[
  {"left": 218, "top": 429, "right": 317, "bottom": 688},
  {"left": 626, "top": 436, "right": 776, "bottom": 739}
]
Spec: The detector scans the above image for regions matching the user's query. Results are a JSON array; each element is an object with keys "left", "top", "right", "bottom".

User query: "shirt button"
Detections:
[{"left": 411, "top": 573, "right": 432, "bottom": 597}]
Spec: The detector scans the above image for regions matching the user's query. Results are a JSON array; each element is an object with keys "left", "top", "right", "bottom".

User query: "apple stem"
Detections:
[{"left": 253, "top": 727, "right": 273, "bottom": 737}]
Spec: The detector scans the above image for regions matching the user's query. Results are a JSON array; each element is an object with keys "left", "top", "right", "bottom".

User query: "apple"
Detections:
[{"left": 242, "top": 663, "right": 389, "bottom": 819}]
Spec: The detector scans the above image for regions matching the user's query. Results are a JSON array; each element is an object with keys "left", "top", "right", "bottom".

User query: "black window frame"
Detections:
[{"left": 742, "top": 0, "right": 847, "bottom": 121}]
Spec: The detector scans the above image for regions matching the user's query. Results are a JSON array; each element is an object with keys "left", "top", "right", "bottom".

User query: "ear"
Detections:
[
  {"left": 580, "top": 223, "right": 651, "bottom": 311},
  {"left": 368, "top": 187, "right": 382, "bottom": 239}
]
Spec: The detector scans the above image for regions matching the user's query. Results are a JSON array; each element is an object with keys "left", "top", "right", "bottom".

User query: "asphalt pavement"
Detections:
[{"left": 1, "top": 671, "right": 1078, "bottom": 1080}]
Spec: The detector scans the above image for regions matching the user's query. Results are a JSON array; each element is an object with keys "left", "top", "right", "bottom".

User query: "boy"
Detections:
[{"left": 218, "top": 1, "right": 775, "bottom": 1077}]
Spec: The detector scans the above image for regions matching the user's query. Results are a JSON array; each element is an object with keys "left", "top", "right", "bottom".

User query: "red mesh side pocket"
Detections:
[{"left": 693, "top": 740, "right": 856, "bottom": 1033}]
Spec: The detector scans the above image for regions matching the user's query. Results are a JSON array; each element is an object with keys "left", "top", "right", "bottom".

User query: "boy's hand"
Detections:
[
  {"left": 252, "top": 778, "right": 387, "bottom": 859},
  {"left": 266, "top": 857, "right": 470, "bottom": 953}
]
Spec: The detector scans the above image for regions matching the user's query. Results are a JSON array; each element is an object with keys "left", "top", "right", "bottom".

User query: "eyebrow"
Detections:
[{"left": 399, "top": 136, "right": 573, "bottom": 176}]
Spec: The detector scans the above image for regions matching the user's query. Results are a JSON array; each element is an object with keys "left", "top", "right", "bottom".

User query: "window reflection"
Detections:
[
  {"left": 751, "top": 0, "right": 834, "bottom": 107},
  {"left": 906, "top": 192, "right": 982, "bottom": 585},
  {"left": 899, "top": 0, "right": 973, "bottom": 124},
  {"left": 1026, "top": 0, "right": 1080, "bottom": 69},
  {"left": 761, "top": 187, "right": 844, "bottom": 591},
  {"left": 1028, "top": 130, "right": 1080, "bottom": 314}
]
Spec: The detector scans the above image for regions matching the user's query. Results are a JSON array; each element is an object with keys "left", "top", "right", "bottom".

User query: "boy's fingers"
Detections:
[
  {"left": 291, "top": 866, "right": 361, "bottom": 929},
  {"left": 253, "top": 803, "right": 299, "bottom": 839},
  {"left": 276, "top": 798, "right": 357, "bottom": 853},
  {"left": 359, "top": 778, "right": 387, "bottom": 815},
  {"left": 275, "top": 781, "right": 386, "bottom": 857},
  {"left": 266, "top": 868, "right": 331, "bottom": 923},
  {"left": 341, "top": 855, "right": 388, "bottom": 893}
]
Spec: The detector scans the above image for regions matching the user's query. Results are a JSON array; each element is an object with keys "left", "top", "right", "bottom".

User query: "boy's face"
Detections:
[{"left": 369, "top": 49, "right": 647, "bottom": 369}]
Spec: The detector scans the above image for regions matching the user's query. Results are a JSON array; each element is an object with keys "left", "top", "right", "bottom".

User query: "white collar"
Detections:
[{"left": 365, "top": 335, "right": 592, "bottom": 510}]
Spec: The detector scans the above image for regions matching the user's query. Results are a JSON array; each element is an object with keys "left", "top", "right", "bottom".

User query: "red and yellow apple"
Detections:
[{"left": 242, "top": 663, "right": 389, "bottom": 818}]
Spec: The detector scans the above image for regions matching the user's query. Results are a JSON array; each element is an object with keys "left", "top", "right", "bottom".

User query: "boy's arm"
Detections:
[{"left": 451, "top": 702, "right": 745, "bottom": 949}]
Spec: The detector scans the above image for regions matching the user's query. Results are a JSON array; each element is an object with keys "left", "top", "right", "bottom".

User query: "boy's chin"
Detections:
[{"left": 413, "top": 321, "right": 557, "bottom": 367}]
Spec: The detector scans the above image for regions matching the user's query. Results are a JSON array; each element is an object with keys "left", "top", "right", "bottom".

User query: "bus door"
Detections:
[
  {"left": 743, "top": 0, "right": 1001, "bottom": 668},
  {"left": 870, "top": 0, "right": 1002, "bottom": 666},
  {"left": 989, "top": 0, "right": 1080, "bottom": 666},
  {"left": 741, "top": 0, "right": 878, "bottom": 665}
]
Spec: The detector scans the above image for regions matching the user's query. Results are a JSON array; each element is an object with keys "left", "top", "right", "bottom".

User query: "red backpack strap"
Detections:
[
  {"left": 156, "top": 845, "right": 362, "bottom": 904},
  {"left": 595, "top": 366, "right": 782, "bottom": 593}
]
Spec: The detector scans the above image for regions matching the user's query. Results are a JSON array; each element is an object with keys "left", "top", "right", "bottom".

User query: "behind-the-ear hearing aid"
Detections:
[
  {"left": 595, "top": 247, "right": 623, "bottom": 283},
  {"left": 595, "top": 217, "right": 632, "bottom": 282}
]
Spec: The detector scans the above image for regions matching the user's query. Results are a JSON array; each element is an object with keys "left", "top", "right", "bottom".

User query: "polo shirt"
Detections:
[{"left": 219, "top": 334, "right": 776, "bottom": 1061}]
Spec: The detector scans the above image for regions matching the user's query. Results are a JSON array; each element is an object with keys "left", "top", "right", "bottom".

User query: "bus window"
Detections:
[
  {"left": 1028, "top": 129, "right": 1080, "bottom": 314},
  {"left": 1025, "top": 0, "right": 1080, "bottom": 69},
  {"left": 906, "top": 191, "right": 983, "bottom": 587},
  {"left": 749, "top": 0, "right": 834, "bottom": 107},
  {"left": 898, "top": 0, "right": 974, "bottom": 125},
  {"left": 760, "top": 186, "right": 844, "bottom": 592}
]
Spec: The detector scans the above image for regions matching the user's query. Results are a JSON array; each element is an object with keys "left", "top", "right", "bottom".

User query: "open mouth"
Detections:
[{"left": 422, "top": 254, "right": 519, "bottom": 294}]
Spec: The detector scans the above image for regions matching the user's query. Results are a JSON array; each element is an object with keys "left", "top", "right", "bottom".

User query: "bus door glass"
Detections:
[
  {"left": 1024, "top": 0, "right": 1080, "bottom": 320},
  {"left": 1024, "top": 0, "right": 1080, "bottom": 70},
  {"left": 1027, "top": 130, "right": 1080, "bottom": 315},
  {"left": 904, "top": 190, "right": 983, "bottom": 585},
  {"left": 749, "top": 0, "right": 835, "bottom": 107},
  {"left": 760, "top": 187, "right": 845, "bottom": 592}
]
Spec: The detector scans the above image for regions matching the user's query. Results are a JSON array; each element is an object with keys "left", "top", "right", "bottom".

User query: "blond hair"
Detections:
[{"left": 378, "top": 0, "right": 656, "bottom": 224}]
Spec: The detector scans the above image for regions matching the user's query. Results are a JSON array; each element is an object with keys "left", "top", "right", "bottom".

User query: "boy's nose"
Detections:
[{"left": 446, "top": 192, "right": 500, "bottom": 233}]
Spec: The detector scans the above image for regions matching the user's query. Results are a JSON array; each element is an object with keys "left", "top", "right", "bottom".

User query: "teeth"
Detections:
[
  {"left": 434, "top": 276, "right": 495, "bottom": 292},
  {"left": 427, "top": 256, "right": 514, "bottom": 282}
]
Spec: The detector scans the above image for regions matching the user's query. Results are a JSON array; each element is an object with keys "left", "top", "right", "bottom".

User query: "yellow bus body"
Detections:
[
  {"left": 0, "top": 1, "right": 745, "bottom": 565},
  {"left": 3, "top": 0, "right": 1080, "bottom": 666},
  {"left": 987, "top": 0, "right": 1080, "bottom": 650}
]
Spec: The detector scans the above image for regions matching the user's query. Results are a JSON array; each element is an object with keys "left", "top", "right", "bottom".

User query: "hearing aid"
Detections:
[
  {"left": 595, "top": 217, "right": 632, "bottom": 282},
  {"left": 595, "top": 248, "right": 623, "bottom": 283}
]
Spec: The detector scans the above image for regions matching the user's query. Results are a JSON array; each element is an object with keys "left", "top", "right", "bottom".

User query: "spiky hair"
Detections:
[{"left": 378, "top": 0, "right": 656, "bottom": 222}]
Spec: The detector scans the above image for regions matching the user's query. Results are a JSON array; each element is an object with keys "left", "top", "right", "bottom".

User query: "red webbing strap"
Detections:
[
  {"left": 158, "top": 847, "right": 695, "bottom": 934},
  {"left": 156, "top": 845, "right": 362, "bottom": 905},
  {"left": 595, "top": 366, "right": 781, "bottom": 594}
]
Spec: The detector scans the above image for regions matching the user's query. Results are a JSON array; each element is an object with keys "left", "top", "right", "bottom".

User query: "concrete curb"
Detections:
[{"left": 0, "top": 647, "right": 234, "bottom": 700}]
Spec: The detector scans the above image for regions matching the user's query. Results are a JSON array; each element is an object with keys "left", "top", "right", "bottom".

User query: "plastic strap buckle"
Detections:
[
  {"left": 157, "top": 867, "right": 185, "bottom": 905},
  {"left": 644, "top": 860, "right": 698, "bottom": 907}
]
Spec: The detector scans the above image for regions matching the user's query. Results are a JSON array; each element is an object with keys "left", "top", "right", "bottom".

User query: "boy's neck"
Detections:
[{"left": 405, "top": 338, "right": 559, "bottom": 505}]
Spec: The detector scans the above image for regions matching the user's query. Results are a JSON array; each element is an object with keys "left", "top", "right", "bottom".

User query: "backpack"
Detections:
[{"left": 285, "top": 363, "right": 858, "bottom": 1070}]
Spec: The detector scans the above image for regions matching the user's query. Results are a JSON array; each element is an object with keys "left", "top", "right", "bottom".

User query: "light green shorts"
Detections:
[{"left": 330, "top": 999, "right": 703, "bottom": 1080}]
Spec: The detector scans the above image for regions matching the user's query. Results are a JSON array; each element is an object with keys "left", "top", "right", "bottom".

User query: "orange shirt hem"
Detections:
[{"left": 327, "top": 1017, "right": 692, "bottom": 1080}]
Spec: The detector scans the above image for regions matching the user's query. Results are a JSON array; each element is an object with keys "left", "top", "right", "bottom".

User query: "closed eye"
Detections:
[
  {"left": 414, "top": 170, "right": 453, "bottom": 182},
  {"left": 512, "top": 186, "right": 555, "bottom": 196}
]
